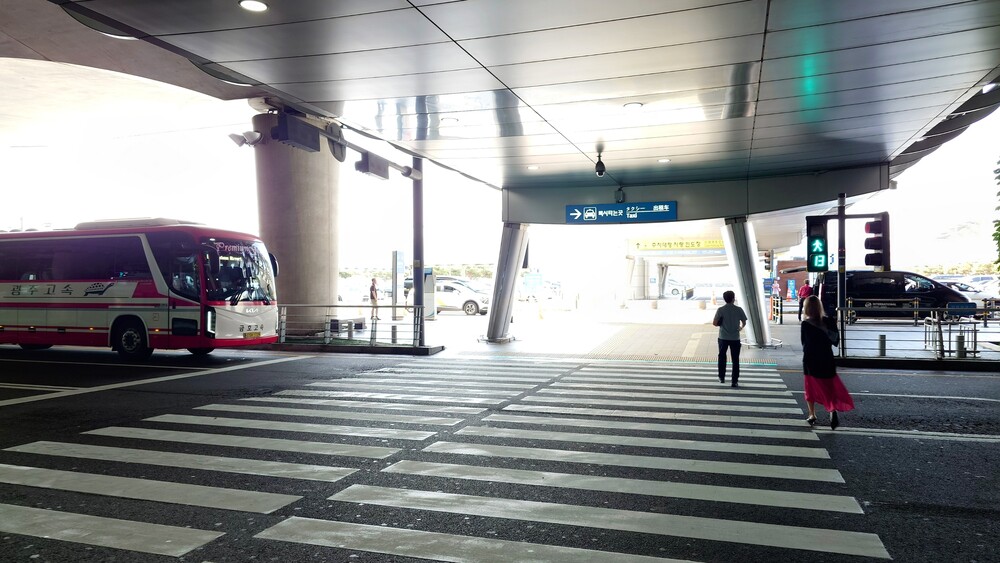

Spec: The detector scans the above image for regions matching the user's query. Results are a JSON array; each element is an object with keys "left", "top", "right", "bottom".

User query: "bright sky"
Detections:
[{"left": 2, "top": 63, "right": 998, "bottom": 278}]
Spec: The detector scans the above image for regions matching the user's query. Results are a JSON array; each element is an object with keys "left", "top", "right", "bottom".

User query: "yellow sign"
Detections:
[{"left": 631, "top": 238, "right": 725, "bottom": 251}]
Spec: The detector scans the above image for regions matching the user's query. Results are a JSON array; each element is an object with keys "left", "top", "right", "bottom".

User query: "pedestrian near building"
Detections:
[
  {"left": 801, "top": 295, "right": 854, "bottom": 429},
  {"left": 797, "top": 280, "right": 813, "bottom": 321},
  {"left": 369, "top": 278, "right": 380, "bottom": 321},
  {"left": 712, "top": 290, "right": 747, "bottom": 387}
]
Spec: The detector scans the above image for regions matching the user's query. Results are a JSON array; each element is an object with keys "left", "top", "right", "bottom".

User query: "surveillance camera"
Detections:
[{"left": 595, "top": 157, "right": 606, "bottom": 177}]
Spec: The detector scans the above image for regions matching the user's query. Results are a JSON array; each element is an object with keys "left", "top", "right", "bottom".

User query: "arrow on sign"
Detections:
[{"left": 570, "top": 209, "right": 582, "bottom": 220}]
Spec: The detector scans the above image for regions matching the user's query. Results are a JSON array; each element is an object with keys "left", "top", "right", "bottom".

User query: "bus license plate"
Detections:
[{"left": 243, "top": 331, "right": 261, "bottom": 339}]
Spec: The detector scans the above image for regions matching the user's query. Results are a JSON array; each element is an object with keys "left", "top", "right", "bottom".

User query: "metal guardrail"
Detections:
[
  {"left": 836, "top": 303, "right": 1000, "bottom": 360},
  {"left": 277, "top": 304, "right": 423, "bottom": 347}
]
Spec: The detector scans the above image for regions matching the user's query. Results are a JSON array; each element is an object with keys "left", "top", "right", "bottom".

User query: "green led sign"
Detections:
[{"left": 806, "top": 216, "right": 829, "bottom": 272}]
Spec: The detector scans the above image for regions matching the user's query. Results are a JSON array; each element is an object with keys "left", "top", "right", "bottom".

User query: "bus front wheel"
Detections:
[
  {"left": 114, "top": 320, "right": 153, "bottom": 360},
  {"left": 187, "top": 348, "right": 214, "bottom": 356}
]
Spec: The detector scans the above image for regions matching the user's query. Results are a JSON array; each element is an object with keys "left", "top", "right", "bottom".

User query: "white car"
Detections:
[
  {"left": 407, "top": 280, "right": 490, "bottom": 315},
  {"left": 941, "top": 281, "right": 996, "bottom": 303}
]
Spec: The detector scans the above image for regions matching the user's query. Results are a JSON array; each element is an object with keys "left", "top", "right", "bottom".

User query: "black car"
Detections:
[{"left": 815, "top": 270, "right": 968, "bottom": 321}]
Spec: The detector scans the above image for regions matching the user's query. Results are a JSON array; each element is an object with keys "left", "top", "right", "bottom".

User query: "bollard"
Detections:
[
  {"left": 391, "top": 325, "right": 398, "bottom": 344},
  {"left": 956, "top": 334, "right": 966, "bottom": 358},
  {"left": 348, "top": 322, "right": 354, "bottom": 340},
  {"left": 878, "top": 334, "right": 886, "bottom": 357}
]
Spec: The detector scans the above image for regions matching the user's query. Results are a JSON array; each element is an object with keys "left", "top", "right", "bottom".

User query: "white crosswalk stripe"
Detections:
[
  {"left": 327, "top": 485, "right": 890, "bottom": 559},
  {"left": 1, "top": 358, "right": 890, "bottom": 561},
  {"left": 0, "top": 463, "right": 300, "bottom": 513},
  {"left": 0, "top": 503, "right": 223, "bottom": 557}
]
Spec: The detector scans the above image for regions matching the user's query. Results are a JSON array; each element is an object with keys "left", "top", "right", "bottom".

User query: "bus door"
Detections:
[{"left": 167, "top": 252, "right": 202, "bottom": 342}]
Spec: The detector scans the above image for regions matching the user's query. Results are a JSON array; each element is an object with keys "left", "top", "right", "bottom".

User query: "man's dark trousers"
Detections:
[{"left": 718, "top": 338, "right": 741, "bottom": 384}]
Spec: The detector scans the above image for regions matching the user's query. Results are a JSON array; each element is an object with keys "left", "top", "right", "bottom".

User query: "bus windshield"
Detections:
[{"left": 204, "top": 239, "right": 276, "bottom": 304}]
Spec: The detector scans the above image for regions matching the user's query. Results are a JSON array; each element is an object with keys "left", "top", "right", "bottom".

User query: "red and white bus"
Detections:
[{"left": 0, "top": 218, "right": 279, "bottom": 359}]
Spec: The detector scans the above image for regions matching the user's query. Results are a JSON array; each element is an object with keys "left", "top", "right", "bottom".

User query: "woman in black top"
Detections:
[{"left": 801, "top": 295, "right": 854, "bottom": 429}]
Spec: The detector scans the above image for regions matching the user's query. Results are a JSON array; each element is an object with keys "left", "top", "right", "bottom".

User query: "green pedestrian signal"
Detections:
[{"left": 806, "top": 216, "right": 829, "bottom": 272}]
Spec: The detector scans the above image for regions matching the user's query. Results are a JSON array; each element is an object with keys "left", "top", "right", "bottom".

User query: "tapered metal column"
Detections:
[
  {"left": 412, "top": 157, "right": 425, "bottom": 346},
  {"left": 721, "top": 216, "right": 771, "bottom": 347},
  {"left": 485, "top": 222, "right": 528, "bottom": 342}
]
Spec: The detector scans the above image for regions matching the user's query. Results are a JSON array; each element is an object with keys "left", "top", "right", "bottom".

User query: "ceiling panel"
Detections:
[
  {"left": 157, "top": 9, "right": 449, "bottom": 62},
  {"left": 37, "top": 0, "right": 1000, "bottom": 194},
  {"left": 455, "top": 2, "right": 767, "bottom": 67},
  {"left": 76, "top": 0, "right": 409, "bottom": 35}
]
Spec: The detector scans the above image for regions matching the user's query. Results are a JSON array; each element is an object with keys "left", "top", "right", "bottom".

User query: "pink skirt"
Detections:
[{"left": 804, "top": 375, "right": 855, "bottom": 413}]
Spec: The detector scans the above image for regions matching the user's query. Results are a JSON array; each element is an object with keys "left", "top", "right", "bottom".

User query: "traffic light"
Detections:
[
  {"left": 761, "top": 250, "right": 772, "bottom": 273},
  {"left": 806, "top": 216, "right": 828, "bottom": 272},
  {"left": 864, "top": 212, "right": 891, "bottom": 271}
]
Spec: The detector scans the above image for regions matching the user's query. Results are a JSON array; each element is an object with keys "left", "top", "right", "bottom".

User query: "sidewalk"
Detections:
[{"left": 427, "top": 300, "right": 999, "bottom": 372}]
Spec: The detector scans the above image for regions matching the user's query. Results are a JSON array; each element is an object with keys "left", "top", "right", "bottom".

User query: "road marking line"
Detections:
[
  {"left": 348, "top": 378, "right": 537, "bottom": 389},
  {"left": 812, "top": 427, "right": 1000, "bottom": 443},
  {"left": 523, "top": 395, "right": 803, "bottom": 414},
  {"left": 256, "top": 518, "right": 694, "bottom": 562},
  {"left": 0, "top": 383, "right": 81, "bottom": 391},
  {"left": 239, "top": 396, "right": 486, "bottom": 414},
  {"left": 384, "top": 460, "right": 862, "bottom": 513},
  {"left": 0, "top": 358, "right": 212, "bottom": 370},
  {"left": 195, "top": 403, "right": 465, "bottom": 426},
  {"left": 0, "top": 503, "right": 223, "bottom": 557},
  {"left": 579, "top": 366, "right": 780, "bottom": 377},
  {"left": 0, "top": 463, "right": 299, "bottom": 513},
  {"left": 504, "top": 404, "right": 809, "bottom": 427},
  {"left": 146, "top": 413, "right": 437, "bottom": 441},
  {"left": 573, "top": 372, "right": 780, "bottom": 382},
  {"left": 375, "top": 370, "right": 556, "bottom": 382},
  {"left": 0, "top": 356, "right": 310, "bottom": 407},
  {"left": 565, "top": 376, "right": 789, "bottom": 389},
  {"left": 329, "top": 485, "right": 888, "bottom": 559},
  {"left": 483, "top": 414, "right": 818, "bottom": 441},
  {"left": 395, "top": 362, "right": 567, "bottom": 371},
  {"left": 307, "top": 381, "right": 523, "bottom": 396},
  {"left": 423, "top": 442, "right": 844, "bottom": 483},
  {"left": 538, "top": 388, "right": 799, "bottom": 404},
  {"left": 456, "top": 426, "right": 829, "bottom": 459},
  {"left": 553, "top": 382, "right": 792, "bottom": 396},
  {"left": 276, "top": 390, "right": 506, "bottom": 405},
  {"left": 84, "top": 426, "right": 399, "bottom": 458},
  {"left": 789, "top": 390, "right": 1000, "bottom": 403},
  {"left": 5, "top": 441, "right": 356, "bottom": 482}
]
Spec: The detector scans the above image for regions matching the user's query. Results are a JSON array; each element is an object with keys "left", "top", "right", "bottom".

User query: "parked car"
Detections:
[
  {"left": 406, "top": 280, "right": 490, "bottom": 315},
  {"left": 974, "top": 279, "right": 1000, "bottom": 299},
  {"left": 940, "top": 281, "right": 997, "bottom": 303},
  {"left": 662, "top": 278, "right": 695, "bottom": 299},
  {"left": 965, "top": 275, "right": 999, "bottom": 287},
  {"left": 815, "top": 270, "right": 968, "bottom": 321}
]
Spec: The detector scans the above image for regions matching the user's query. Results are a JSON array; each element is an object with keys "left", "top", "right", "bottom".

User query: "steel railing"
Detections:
[
  {"left": 835, "top": 302, "right": 1000, "bottom": 360},
  {"left": 277, "top": 304, "right": 423, "bottom": 347}
]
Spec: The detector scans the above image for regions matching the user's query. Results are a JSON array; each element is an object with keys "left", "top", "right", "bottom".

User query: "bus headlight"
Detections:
[{"left": 206, "top": 307, "right": 216, "bottom": 336}]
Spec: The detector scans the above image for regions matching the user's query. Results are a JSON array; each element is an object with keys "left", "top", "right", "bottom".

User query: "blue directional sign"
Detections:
[{"left": 566, "top": 201, "right": 678, "bottom": 224}]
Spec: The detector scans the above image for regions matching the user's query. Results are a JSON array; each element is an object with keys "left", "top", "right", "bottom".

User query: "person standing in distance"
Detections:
[
  {"left": 801, "top": 295, "right": 854, "bottom": 429},
  {"left": 369, "top": 278, "right": 380, "bottom": 321},
  {"left": 713, "top": 290, "right": 747, "bottom": 387},
  {"left": 797, "top": 280, "right": 813, "bottom": 321}
]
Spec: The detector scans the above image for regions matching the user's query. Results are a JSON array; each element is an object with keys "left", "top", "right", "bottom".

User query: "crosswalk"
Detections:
[{"left": 0, "top": 357, "right": 891, "bottom": 561}]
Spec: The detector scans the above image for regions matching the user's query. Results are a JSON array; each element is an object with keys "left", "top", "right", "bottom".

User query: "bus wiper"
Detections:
[{"left": 228, "top": 284, "right": 248, "bottom": 306}]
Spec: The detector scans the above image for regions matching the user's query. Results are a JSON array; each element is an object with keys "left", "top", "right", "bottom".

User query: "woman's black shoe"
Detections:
[
  {"left": 831, "top": 411, "right": 840, "bottom": 430},
  {"left": 806, "top": 416, "right": 816, "bottom": 426}
]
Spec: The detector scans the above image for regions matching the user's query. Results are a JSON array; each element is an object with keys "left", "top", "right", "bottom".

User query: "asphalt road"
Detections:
[{"left": 0, "top": 344, "right": 997, "bottom": 562}]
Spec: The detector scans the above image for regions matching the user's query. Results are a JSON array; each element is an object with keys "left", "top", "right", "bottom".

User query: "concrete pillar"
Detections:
[
  {"left": 251, "top": 112, "right": 339, "bottom": 308},
  {"left": 721, "top": 216, "right": 771, "bottom": 347},
  {"left": 486, "top": 222, "right": 528, "bottom": 342}
]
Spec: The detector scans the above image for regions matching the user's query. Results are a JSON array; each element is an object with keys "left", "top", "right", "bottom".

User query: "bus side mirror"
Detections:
[{"left": 269, "top": 253, "right": 279, "bottom": 277}]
